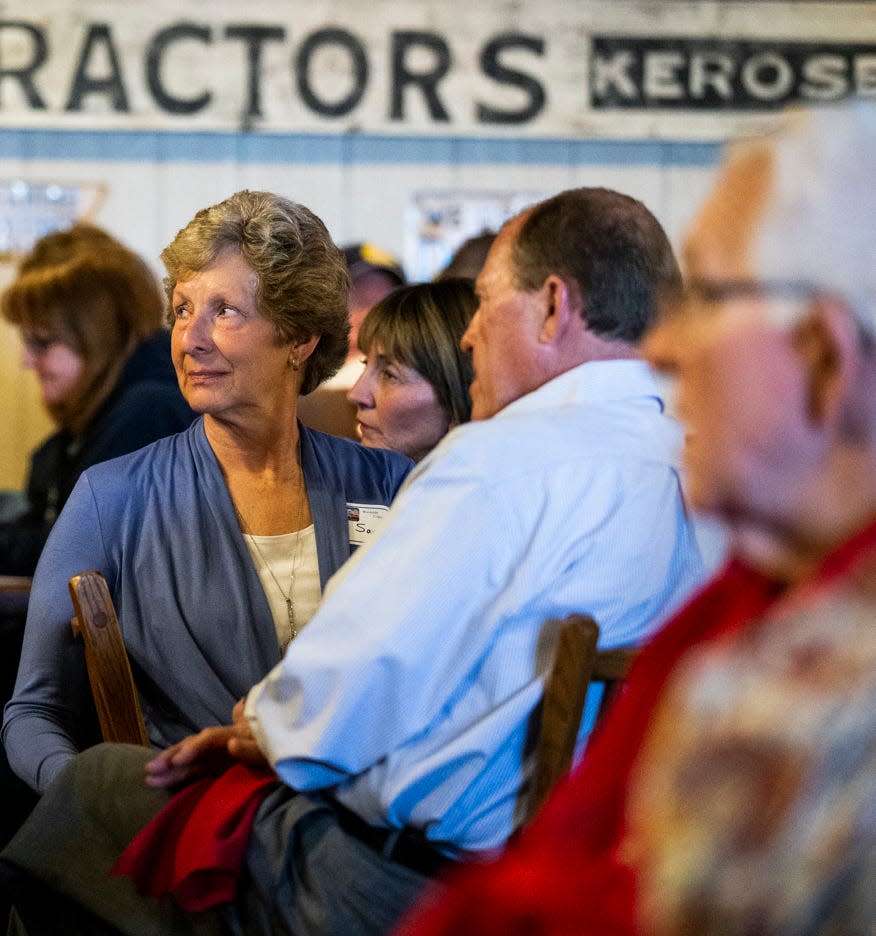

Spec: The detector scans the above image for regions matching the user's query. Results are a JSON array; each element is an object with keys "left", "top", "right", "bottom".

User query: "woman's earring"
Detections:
[{"left": 290, "top": 355, "right": 300, "bottom": 371}]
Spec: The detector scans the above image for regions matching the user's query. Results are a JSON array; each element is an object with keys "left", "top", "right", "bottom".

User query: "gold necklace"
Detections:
[{"left": 235, "top": 460, "right": 307, "bottom": 647}]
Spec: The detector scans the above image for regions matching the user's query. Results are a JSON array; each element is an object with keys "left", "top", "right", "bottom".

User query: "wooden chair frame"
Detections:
[
  {"left": 528, "top": 613, "right": 599, "bottom": 821},
  {"left": 589, "top": 643, "right": 640, "bottom": 723},
  {"left": 527, "top": 613, "right": 639, "bottom": 822},
  {"left": 66, "top": 580, "right": 639, "bottom": 817},
  {"left": 69, "top": 570, "right": 148, "bottom": 746}
]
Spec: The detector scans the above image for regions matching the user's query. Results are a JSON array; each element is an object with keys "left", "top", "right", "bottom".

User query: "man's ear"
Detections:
[
  {"left": 537, "top": 275, "right": 578, "bottom": 345},
  {"left": 791, "top": 298, "right": 857, "bottom": 425}
]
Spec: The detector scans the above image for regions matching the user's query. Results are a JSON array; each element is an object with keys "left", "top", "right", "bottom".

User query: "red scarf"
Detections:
[{"left": 111, "top": 763, "right": 277, "bottom": 911}]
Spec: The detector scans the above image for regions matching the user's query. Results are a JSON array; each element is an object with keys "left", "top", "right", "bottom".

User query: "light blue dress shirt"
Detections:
[{"left": 247, "top": 360, "right": 707, "bottom": 852}]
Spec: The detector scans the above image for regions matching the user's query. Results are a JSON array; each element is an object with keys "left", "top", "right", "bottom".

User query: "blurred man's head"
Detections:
[
  {"left": 463, "top": 187, "right": 680, "bottom": 421},
  {"left": 646, "top": 101, "right": 876, "bottom": 567}
]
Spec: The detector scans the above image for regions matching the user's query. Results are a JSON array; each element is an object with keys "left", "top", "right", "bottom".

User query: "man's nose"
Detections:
[{"left": 460, "top": 314, "right": 478, "bottom": 353}]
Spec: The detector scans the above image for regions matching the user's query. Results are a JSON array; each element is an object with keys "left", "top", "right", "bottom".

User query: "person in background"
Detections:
[
  {"left": 297, "top": 242, "right": 405, "bottom": 438},
  {"left": 2, "top": 191, "right": 412, "bottom": 796},
  {"left": 348, "top": 279, "right": 476, "bottom": 462},
  {"left": 0, "top": 224, "right": 196, "bottom": 575},
  {"left": 0, "top": 224, "right": 197, "bottom": 874},
  {"left": 343, "top": 243, "right": 407, "bottom": 358},
  {"left": 0, "top": 186, "right": 706, "bottom": 936},
  {"left": 395, "top": 101, "right": 876, "bottom": 936},
  {"left": 435, "top": 231, "right": 496, "bottom": 281},
  {"left": 18, "top": 221, "right": 114, "bottom": 272}
]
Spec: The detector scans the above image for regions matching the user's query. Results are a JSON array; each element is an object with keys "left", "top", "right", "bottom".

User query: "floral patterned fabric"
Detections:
[{"left": 630, "top": 547, "right": 876, "bottom": 936}]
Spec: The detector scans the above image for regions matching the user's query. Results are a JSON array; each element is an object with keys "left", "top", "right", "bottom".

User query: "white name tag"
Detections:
[{"left": 347, "top": 503, "right": 390, "bottom": 547}]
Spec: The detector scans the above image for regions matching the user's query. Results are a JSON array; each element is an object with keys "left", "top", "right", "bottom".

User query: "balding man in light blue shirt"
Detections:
[{"left": 1, "top": 187, "right": 708, "bottom": 936}]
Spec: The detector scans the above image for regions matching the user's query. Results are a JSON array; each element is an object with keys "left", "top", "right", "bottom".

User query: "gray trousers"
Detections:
[{"left": 1, "top": 744, "right": 439, "bottom": 936}]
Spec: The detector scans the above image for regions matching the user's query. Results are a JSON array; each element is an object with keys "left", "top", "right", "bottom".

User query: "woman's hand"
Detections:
[{"left": 145, "top": 698, "right": 270, "bottom": 788}]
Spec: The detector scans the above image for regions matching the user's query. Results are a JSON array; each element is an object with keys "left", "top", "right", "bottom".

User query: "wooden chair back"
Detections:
[
  {"left": 527, "top": 613, "right": 599, "bottom": 822},
  {"left": 0, "top": 576, "right": 32, "bottom": 612},
  {"left": 0, "top": 576, "right": 32, "bottom": 703},
  {"left": 69, "top": 571, "right": 148, "bottom": 747},
  {"left": 589, "top": 642, "right": 640, "bottom": 724},
  {"left": 527, "top": 614, "right": 640, "bottom": 823}
]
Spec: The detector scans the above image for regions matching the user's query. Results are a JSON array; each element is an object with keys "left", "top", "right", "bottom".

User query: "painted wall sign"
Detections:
[
  {"left": 0, "top": 2, "right": 873, "bottom": 139},
  {"left": 591, "top": 38, "right": 876, "bottom": 110}
]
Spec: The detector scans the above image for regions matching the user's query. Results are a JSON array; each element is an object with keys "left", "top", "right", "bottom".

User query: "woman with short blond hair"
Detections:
[{"left": 3, "top": 192, "right": 413, "bottom": 793}]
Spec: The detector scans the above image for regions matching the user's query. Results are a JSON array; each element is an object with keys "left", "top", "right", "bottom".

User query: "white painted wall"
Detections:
[
  {"left": 0, "top": 132, "right": 719, "bottom": 487},
  {"left": 2, "top": 0, "right": 869, "bottom": 486}
]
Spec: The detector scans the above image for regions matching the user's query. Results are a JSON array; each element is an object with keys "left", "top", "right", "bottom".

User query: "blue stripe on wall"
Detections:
[{"left": 0, "top": 129, "right": 720, "bottom": 167}]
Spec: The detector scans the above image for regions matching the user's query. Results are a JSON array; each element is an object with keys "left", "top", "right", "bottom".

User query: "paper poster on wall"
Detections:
[
  {"left": 0, "top": 180, "right": 105, "bottom": 259},
  {"left": 405, "top": 190, "right": 542, "bottom": 282}
]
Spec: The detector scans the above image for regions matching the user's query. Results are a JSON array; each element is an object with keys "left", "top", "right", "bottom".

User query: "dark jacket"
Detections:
[{"left": 0, "top": 331, "right": 195, "bottom": 575}]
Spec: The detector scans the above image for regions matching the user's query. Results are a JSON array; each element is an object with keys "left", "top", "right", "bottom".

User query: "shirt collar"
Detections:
[{"left": 495, "top": 359, "right": 665, "bottom": 420}]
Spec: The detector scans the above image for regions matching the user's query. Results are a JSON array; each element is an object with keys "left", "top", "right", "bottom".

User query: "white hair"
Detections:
[{"left": 751, "top": 99, "right": 876, "bottom": 335}]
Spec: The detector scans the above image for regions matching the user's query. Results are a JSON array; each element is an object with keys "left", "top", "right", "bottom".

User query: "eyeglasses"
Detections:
[{"left": 666, "top": 278, "right": 824, "bottom": 320}]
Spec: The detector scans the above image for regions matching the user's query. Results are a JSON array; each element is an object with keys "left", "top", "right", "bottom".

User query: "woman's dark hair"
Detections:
[{"left": 358, "top": 279, "right": 476, "bottom": 427}]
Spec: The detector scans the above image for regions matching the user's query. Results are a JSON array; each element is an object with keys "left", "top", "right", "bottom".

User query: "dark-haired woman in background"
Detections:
[{"left": 348, "top": 278, "right": 477, "bottom": 463}]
